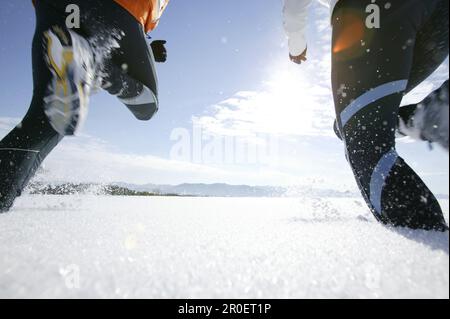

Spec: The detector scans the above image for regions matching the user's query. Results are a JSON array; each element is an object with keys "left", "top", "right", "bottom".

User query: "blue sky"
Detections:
[{"left": 0, "top": 1, "right": 448, "bottom": 194}]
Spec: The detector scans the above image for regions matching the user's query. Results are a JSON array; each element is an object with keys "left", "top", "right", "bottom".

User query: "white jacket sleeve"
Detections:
[{"left": 283, "top": 0, "right": 313, "bottom": 56}]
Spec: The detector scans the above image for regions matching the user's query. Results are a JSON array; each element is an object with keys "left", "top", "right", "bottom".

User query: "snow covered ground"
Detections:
[{"left": 0, "top": 195, "right": 448, "bottom": 299}]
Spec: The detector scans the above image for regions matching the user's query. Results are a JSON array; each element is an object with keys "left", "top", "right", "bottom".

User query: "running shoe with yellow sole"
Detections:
[{"left": 43, "top": 27, "right": 95, "bottom": 136}]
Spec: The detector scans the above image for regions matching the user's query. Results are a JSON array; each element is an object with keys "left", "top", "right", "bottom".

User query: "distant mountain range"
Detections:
[
  {"left": 27, "top": 181, "right": 449, "bottom": 199},
  {"left": 114, "top": 182, "right": 287, "bottom": 197},
  {"left": 112, "top": 182, "right": 361, "bottom": 198}
]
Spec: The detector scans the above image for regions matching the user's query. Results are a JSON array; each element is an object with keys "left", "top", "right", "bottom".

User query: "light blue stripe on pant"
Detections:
[
  {"left": 369, "top": 150, "right": 399, "bottom": 214},
  {"left": 340, "top": 80, "right": 408, "bottom": 128}
]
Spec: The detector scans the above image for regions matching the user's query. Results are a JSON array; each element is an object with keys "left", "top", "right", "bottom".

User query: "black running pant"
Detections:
[
  {"left": 332, "top": 0, "right": 449, "bottom": 230},
  {"left": 0, "top": 0, "right": 158, "bottom": 210}
]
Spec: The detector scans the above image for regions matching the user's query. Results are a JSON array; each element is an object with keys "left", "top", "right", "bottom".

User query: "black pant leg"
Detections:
[
  {"left": 102, "top": 15, "right": 159, "bottom": 121},
  {"left": 333, "top": 0, "right": 449, "bottom": 140},
  {"left": 406, "top": 0, "right": 449, "bottom": 93},
  {"left": 331, "top": 0, "right": 448, "bottom": 230},
  {"left": 397, "top": 0, "right": 449, "bottom": 127},
  {"left": 0, "top": 1, "right": 66, "bottom": 211}
]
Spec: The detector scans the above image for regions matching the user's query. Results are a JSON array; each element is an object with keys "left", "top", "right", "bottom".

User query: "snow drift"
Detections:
[{"left": 0, "top": 195, "right": 448, "bottom": 298}]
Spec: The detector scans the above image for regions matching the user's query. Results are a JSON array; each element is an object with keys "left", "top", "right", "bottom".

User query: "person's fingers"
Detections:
[
  {"left": 289, "top": 47, "right": 308, "bottom": 64},
  {"left": 289, "top": 54, "right": 307, "bottom": 64}
]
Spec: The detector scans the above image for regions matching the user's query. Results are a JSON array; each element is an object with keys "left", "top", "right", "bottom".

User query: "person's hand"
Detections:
[
  {"left": 151, "top": 40, "right": 167, "bottom": 63},
  {"left": 289, "top": 48, "right": 307, "bottom": 65}
]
